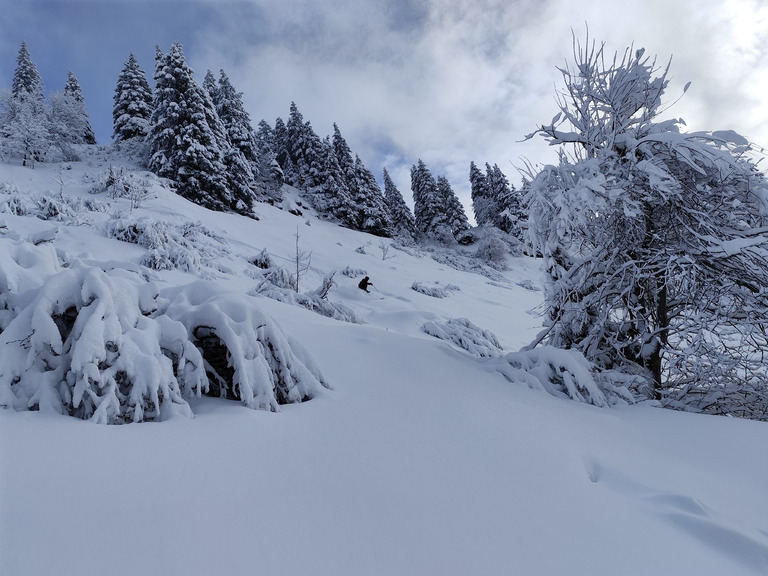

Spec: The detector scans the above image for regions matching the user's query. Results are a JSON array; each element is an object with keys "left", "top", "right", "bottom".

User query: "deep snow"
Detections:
[{"left": 1, "top": 147, "right": 767, "bottom": 576}]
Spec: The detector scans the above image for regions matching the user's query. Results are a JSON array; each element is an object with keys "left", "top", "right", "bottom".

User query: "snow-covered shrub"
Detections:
[
  {"left": 0, "top": 261, "right": 205, "bottom": 423},
  {"left": 341, "top": 266, "right": 367, "bottom": 278},
  {"left": 253, "top": 271, "right": 363, "bottom": 324},
  {"left": 36, "top": 196, "right": 76, "bottom": 221},
  {"left": 422, "top": 317, "right": 504, "bottom": 357},
  {"left": 474, "top": 227, "right": 516, "bottom": 267},
  {"left": 495, "top": 346, "right": 635, "bottom": 407},
  {"left": 106, "top": 216, "right": 229, "bottom": 274},
  {"left": 91, "top": 166, "right": 153, "bottom": 209},
  {"left": 411, "top": 281, "right": 461, "bottom": 299},
  {"left": 251, "top": 248, "right": 273, "bottom": 270},
  {"left": 0, "top": 194, "right": 28, "bottom": 216},
  {"left": 161, "top": 281, "right": 330, "bottom": 411}
]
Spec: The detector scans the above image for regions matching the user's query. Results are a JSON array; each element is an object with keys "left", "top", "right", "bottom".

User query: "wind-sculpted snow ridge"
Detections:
[
  {"left": 0, "top": 236, "right": 328, "bottom": 422},
  {"left": 422, "top": 317, "right": 504, "bottom": 358}
]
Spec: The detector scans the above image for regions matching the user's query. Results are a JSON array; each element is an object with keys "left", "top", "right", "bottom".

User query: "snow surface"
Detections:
[{"left": 1, "top": 148, "right": 767, "bottom": 575}]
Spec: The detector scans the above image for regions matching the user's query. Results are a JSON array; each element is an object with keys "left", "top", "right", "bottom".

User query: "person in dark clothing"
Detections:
[{"left": 358, "top": 276, "right": 372, "bottom": 293}]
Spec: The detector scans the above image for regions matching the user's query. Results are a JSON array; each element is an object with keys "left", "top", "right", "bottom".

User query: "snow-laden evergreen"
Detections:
[
  {"left": 382, "top": 167, "right": 417, "bottom": 241},
  {"left": 148, "top": 43, "right": 257, "bottom": 215},
  {"left": 1, "top": 43, "right": 51, "bottom": 165},
  {"left": 112, "top": 53, "right": 153, "bottom": 142},
  {"left": 11, "top": 41, "right": 43, "bottom": 100},
  {"left": 470, "top": 160, "right": 494, "bottom": 226},
  {"left": 56, "top": 71, "right": 96, "bottom": 145}
]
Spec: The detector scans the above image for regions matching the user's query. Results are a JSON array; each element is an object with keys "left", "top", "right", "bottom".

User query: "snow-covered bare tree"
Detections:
[
  {"left": 112, "top": 53, "right": 153, "bottom": 142},
  {"left": 525, "top": 35, "right": 768, "bottom": 420},
  {"left": 383, "top": 167, "right": 417, "bottom": 241}
]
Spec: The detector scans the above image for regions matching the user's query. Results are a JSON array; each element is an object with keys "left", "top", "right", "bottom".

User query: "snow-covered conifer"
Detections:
[
  {"left": 383, "top": 167, "right": 417, "bottom": 241},
  {"left": 351, "top": 155, "right": 392, "bottom": 236},
  {"left": 50, "top": 71, "right": 96, "bottom": 145},
  {"left": 470, "top": 161, "right": 494, "bottom": 226},
  {"left": 411, "top": 159, "right": 442, "bottom": 240},
  {"left": 11, "top": 42, "right": 43, "bottom": 101},
  {"left": 331, "top": 123, "right": 390, "bottom": 235},
  {"left": 112, "top": 53, "right": 153, "bottom": 142},
  {"left": 486, "top": 163, "right": 524, "bottom": 239},
  {"left": 210, "top": 70, "right": 259, "bottom": 165},
  {"left": 148, "top": 43, "right": 256, "bottom": 214},
  {"left": 1, "top": 42, "right": 51, "bottom": 165},
  {"left": 436, "top": 175, "right": 470, "bottom": 241}
]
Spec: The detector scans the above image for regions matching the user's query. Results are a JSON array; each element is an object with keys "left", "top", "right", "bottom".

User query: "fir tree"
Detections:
[
  {"left": 112, "top": 53, "right": 153, "bottom": 141},
  {"left": 383, "top": 167, "right": 417, "bottom": 241},
  {"left": 486, "top": 163, "right": 524, "bottom": 238}
]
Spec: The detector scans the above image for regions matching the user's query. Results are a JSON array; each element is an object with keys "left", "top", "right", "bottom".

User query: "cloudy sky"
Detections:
[{"left": 3, "top": 0, "right": 768, "bottom": 211}]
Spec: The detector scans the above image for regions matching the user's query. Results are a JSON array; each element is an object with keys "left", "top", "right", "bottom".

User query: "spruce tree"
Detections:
[
  {"left": 487, "top": 163, "right": 524, "bottom": 238},
  {"left": 411, "top": 159, "right": 443, "bottom": 239},
  {"left": 305, "top": 135, "right": 356, "bottom": 226},
  {"left": 112, "top": 53, "right": 153, "bottom": 141},
  {"left": 436, "top": 175, "right": 470, "bottom": 240},
  {"left": 12, "top": 41, "right": 43, "bottom": 100},
  {"left": 332, "top": 123, "right": 390, "bottom": 235},
  {"left": 383, "top": 167, "right": 417, "bottom": 241},
  {"left": 255, "top": 119, "right": 284, "bottom": 200},
  {"left": 351, "top": 155, "right": 392, "bottom": 236},
  {"left": 210, "top": 70, "right": 259, "bottom": 165},
  {"left": 2, "top": 42, "right": 50, "bottom": 165},
  {"left": 470, "top": 161, "right": 494, "bottom": 226},
  {"left": 148, "top": 42, "right": 253, "bottom": 213},
  {"left": 50, "top": 71, "right": 96, "bottom": 145}
]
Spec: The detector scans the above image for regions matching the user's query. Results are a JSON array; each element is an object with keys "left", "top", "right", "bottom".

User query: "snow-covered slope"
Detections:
[{"left": 1, "top": 148, "right": 767, "bottom": 576}]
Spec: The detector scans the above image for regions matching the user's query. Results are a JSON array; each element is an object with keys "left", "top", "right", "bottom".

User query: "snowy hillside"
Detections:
[{"left": 1, "top": 148, "right": 767, "bottom": 576}]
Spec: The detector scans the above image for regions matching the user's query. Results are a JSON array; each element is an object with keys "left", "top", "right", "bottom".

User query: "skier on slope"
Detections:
[{"left": 358, "top": 276, "right": 373, "bottom": 293}]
